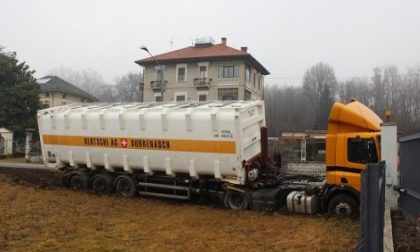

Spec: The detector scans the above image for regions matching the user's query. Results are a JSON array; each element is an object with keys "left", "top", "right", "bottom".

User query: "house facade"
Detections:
[
  {"left": 38, "top": 76, "right": 98, "bottom": 107},
  {"left": 136, "top": 38, "right": 270, "bottom": 102}
]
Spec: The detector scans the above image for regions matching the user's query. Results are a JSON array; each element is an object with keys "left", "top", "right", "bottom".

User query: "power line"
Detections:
[{"left": 265, "top": 76, "right": 371, "bottom": 80}]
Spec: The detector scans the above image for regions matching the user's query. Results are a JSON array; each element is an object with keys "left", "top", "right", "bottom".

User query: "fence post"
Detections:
[{"left": 356, "top": 162, "right": 386, "bottom": 252}]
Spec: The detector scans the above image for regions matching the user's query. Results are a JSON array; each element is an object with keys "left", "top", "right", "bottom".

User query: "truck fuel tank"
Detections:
[{"left": 286, "top": 191, "right": 319, "bottom": 214}]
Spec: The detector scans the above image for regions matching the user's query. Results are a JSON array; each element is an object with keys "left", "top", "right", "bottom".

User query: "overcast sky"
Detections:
[{"left": 1, "top": 0, "right": 420, "bottom": 86}]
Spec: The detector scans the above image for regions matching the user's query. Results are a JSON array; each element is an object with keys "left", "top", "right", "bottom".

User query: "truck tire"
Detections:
[
  {"left": 327, "top": 194, "right": 359, "bottom": 216},
  {"left": 69, "top": 172, "right": 88, "bottom": 191},
  {"left": 224, "top": 190, "right": 249, "bottom": 210},
  {"left": 115, "top": 175, "right": 137, "bottom": 198},
  {"left": 92, "top": 173, "right": 114, "bottom": 194}
]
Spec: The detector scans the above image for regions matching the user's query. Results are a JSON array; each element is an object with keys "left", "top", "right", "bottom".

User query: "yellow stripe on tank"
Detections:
[{"left": 42, "top": 135, "right": 236, "bottom": 154}]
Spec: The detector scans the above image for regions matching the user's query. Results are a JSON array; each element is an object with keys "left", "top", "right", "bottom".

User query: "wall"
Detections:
[
  {"left": 142, "top": 60, "right": 264, "bottom": 102},
  {"left": 39, "top": 92, "right": 93, "bottom": 107},
  {"left": 0, "top": 129, "right": 13, "bottom": 155}
]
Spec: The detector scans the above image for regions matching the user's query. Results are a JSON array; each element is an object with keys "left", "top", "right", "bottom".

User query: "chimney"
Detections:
[
  {"left": 221, "top": 37, "right": 227, "bottom": 45},
  {"left": 240, "top": 47, "right": 248, "bottom": 53}
]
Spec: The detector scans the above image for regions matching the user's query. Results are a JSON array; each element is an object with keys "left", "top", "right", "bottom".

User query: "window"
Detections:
[
  {"left": 198, "top": 94, "right": 207, "bottom": 101},
  {"left": 178, "top": 68, "right": 185, "bottom": 81},
  {"left": 218, "top": 88, "right": 238, "bottom": 100},
  {"left": 258, "top": 76, "right": 261, "bottom": 90},
  {"left": 199, "top": 66, "right": 208, "bottom": 78},
  {"left": 155, "top": 65, "right": 165, "bottom": 82},
  {"left": 347, "top": 138, "right": 378, "bottom": 164},
  {"left": 176, "top": 64, "right": 187, "bottom": 82},
  {"left": 198, "top": 91, "right": 208, "bottom": 101},
  {"left": 156, "top": 69, "right": 163, "bottom": 82},
  {"left": 45, "top": 92, "right": 49, "bottom": 97},
  {"left": 174, "top": 92, "right": 187, "bottom": 102},
  {"left": 218, "top": 65, "right": 239, "bottom": 78},
  {"left": 176, "top": 95, "right": 185, "bottom": 101},
  {"left": 155, "top": 96, "right": 162, "bottom": 102},
  {"left": 253, "top": 73, "right": 256, "bottom": 87},
  {"left": 246, "top": 66, "right": 251, "bottom": 83},
  {"left": 245, "top": 90, "right": 251, "bottom": 100}
]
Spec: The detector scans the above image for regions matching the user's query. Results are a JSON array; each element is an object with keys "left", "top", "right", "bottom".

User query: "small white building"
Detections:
[{"left": 0, "top": 128, "right": 13, "bottom": 156}]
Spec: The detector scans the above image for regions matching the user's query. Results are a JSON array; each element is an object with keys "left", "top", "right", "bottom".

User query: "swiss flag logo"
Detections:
[{"left": 121, "top": 138, "right": 128, "bottom": 148}]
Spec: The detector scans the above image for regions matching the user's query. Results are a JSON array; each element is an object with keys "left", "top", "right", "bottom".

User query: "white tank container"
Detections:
[{"left": 38, "top": 101, "right": 265, "bottom": 185}]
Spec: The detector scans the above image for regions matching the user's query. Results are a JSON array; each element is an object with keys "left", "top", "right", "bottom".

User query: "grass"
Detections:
[{"left": 0, "top": 172, "right": 359, "bottom": 252}]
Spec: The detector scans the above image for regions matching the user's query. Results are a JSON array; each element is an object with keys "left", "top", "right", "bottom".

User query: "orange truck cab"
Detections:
[{"left": 323, "top": 100, "right": 383, "bottom": 215}]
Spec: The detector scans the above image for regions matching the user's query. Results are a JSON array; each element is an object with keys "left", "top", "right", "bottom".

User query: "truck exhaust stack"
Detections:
[{"left": 260, "top": 126, "right": 268, "bottom": 164}]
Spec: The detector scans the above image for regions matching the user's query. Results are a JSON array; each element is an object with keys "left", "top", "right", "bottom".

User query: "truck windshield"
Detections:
[{"left": 348, "top": 138, "right": 378, "bottom": 164}]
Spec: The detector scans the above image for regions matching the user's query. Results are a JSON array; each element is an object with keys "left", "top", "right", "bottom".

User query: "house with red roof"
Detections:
[{"left": 135, "top": 37, "right": 270, "bottom": 102}]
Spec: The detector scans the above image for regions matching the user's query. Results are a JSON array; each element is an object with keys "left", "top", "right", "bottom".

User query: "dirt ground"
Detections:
[
  {"left": 0, "top": 167, "right": 359, "bottom": 252},
  {"left": 392, "top": 211, "right": 420, "bottom": 251}
]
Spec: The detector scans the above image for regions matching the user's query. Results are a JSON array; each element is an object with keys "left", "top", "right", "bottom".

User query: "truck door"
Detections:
[{"left": 343, "top": 135, "right": 378, "bottom": 191}]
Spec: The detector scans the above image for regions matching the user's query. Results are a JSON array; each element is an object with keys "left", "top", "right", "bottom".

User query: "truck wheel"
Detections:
[
  {"left": 115, "top": 175, "right": 137, "bottom": 198},
  {"left": 224, "top": 190, "right": 249, "bottom": 210},
  {"left": 92, "top": 173, "right": 114, "bottom": 194},
  {"left": 328, "top": 194, "right": 359, "bottom": 216},
  {"left": 69, "top": 172, "right": 88, "bottom": 191}
]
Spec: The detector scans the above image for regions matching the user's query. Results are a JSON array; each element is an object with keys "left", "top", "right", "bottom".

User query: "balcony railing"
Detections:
[
  {"left": 150, "top": 80, "right": 167, "bottom": 91},
  {"left": 193, "top": 78, "right": 212, "bottom": 88},
  {"left": 218, "top": 77, "right": 239, "bottom": 85}
]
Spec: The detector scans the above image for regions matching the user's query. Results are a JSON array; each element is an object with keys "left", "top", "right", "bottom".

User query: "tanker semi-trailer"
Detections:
[
  {"left": 38, "top": 100, "right": 396, "bottom": 215},
  {"left": 37, "top": 101, "right": 280, "bottom": 210}
]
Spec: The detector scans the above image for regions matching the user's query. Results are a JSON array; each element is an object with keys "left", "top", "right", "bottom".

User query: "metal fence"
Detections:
[
  {"left": 356, "top": 162, "right": 386, "bottom": 252},
  {"left": 395, "top": 131, "right": 420, "bottom": 221}
]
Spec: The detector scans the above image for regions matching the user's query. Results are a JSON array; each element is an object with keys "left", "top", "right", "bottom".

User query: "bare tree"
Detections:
[
  {"left": 264, "top": 84, "right": 314, "bottom": 136},
  {"left": 338, "top": 77, "right": 371, "bottom": 105},
  {"left": 302, "top": 62, "right": 337, "bottom": 129},
  {"left": 267, "top": 64, "right": 420, "bottom": 136},
  {"left": 115, "top": 72, "right": 143, "bottom": 102},
  {"left": 95, "top": 84, "right": 117, "bottom": 103},
  {"left": 48, "top": 66, "right": 105, "bottom": 96}
]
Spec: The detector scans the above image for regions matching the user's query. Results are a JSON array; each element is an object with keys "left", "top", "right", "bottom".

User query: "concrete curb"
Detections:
[
  {"left": 384, "top": 205, "right": 394, "bottom": 252},
  {"left": 0, "top": 162, "right": 55, "bottom": 171}
]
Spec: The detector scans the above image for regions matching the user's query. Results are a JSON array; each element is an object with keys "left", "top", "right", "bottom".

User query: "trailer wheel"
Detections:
[
  {"left": 327, "top": 194, "right": 359, "bottom": 216},
  {"left": 69, "top": 172, "right": 88, "bottom": 191},
  {"left": 115, "top": 175, "right": 137, "bottom": 198},
  {"left": 224, "top": 190, "right": 249, "bottom": 210},
  {"left": 92, "top": 173, "right": 114, "bottom": 194}
]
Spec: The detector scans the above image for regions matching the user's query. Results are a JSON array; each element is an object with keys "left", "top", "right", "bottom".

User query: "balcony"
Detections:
[
  {"left": 150, "top": 80, "right": 167, "bottom": 91},
  {"left": 217, "top": 77, "right": 239, "bottom": 85},
  {"left": 193, "top": 78, "right": 212, "bottom": 88}
]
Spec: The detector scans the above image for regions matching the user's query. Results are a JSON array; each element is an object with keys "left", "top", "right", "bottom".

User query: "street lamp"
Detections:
[{"left": 141, "top": 46, "right": 164, "bottom": 102}]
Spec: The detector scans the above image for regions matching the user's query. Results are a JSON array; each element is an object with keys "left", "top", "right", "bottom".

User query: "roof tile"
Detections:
[
  {"left": 37, "top": 76, "right": 98, "bottom": 101},
  {"left": 136, "top": 43, "right": 270, "bottom": 75},
  {"left": 139, "top": 43, "right": 247, "bottom": 62}
]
